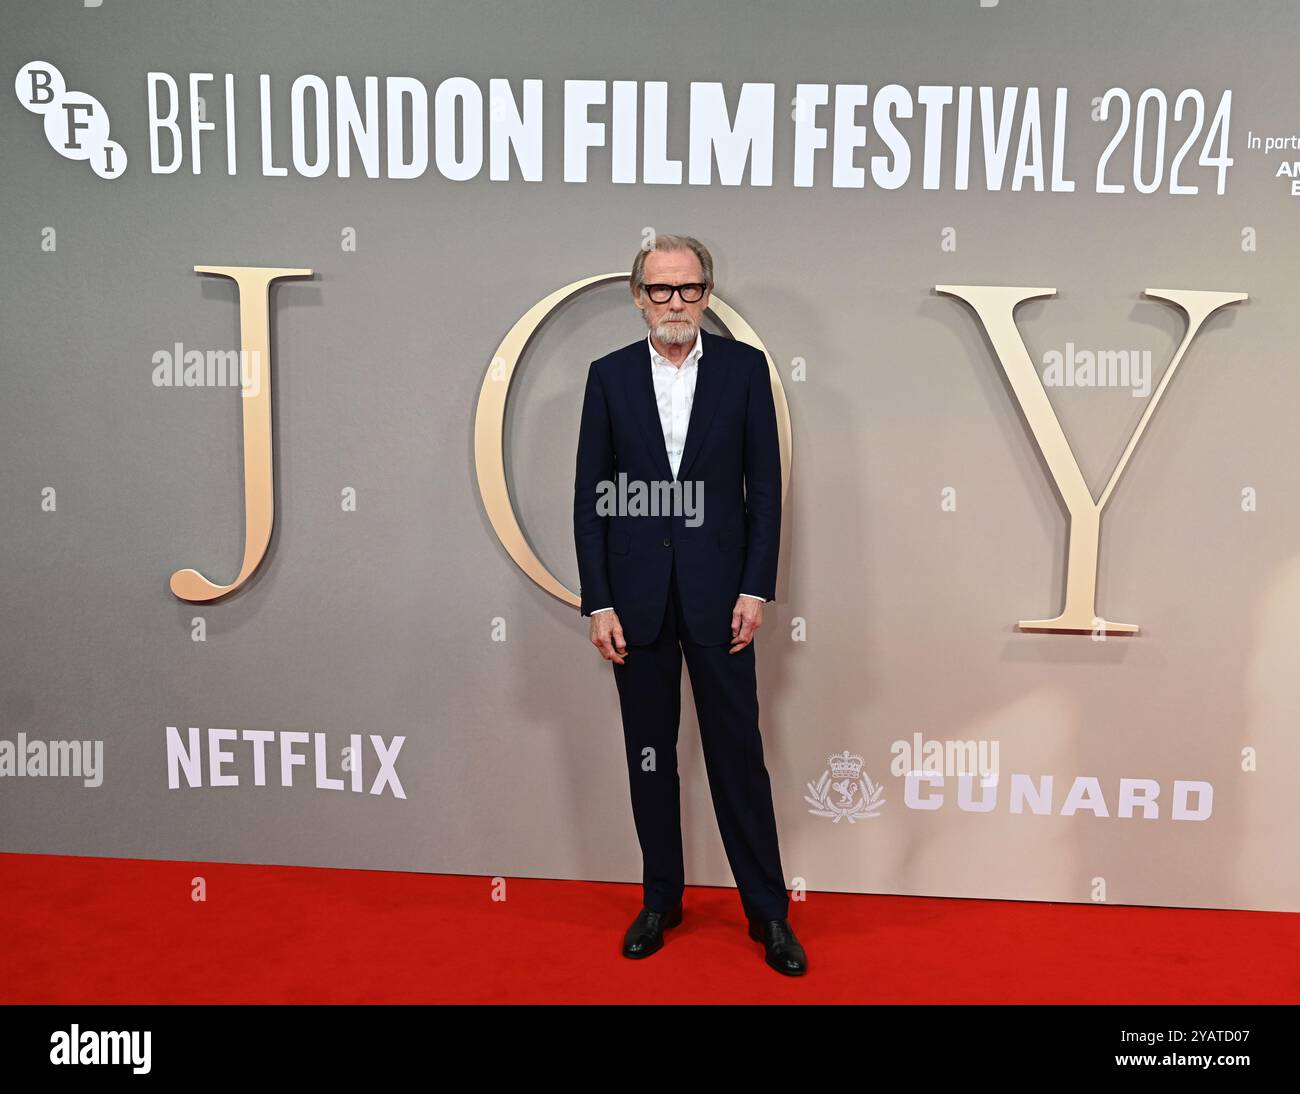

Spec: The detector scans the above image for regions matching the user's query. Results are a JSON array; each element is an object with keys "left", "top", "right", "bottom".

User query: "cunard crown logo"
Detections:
[
  {"left": 828, "top": 750, "right": 863, "bottom": 780},
  {"left": 806, "top": 748, "right": 884, "bottom": 824}
]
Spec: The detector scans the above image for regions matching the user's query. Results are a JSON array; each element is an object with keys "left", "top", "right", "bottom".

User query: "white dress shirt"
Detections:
[
  {"left": 651, "top": 328, "right": 702, "bottom": 478},
  {"left": 589, "top": 330, "right": 765, "bottom": 616}
]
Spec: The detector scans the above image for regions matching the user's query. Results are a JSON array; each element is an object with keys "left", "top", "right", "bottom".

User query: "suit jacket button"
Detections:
[{"left": 663, "top": 538, "right": 672, "bottom": 547}]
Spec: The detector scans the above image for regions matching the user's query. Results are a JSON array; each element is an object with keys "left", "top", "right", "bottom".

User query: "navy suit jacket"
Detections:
[{"left": 573, "top": 328, "right": 781, "bottom": 646}]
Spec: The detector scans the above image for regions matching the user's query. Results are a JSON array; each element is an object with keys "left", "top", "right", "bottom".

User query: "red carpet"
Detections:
[{"left": 2, "top": 852, "right": 1295, "bottom": 1004}]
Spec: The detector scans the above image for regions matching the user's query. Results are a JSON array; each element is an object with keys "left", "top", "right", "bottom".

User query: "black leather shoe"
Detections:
[
  {"left": 748, "top": 917, "right": 807, "bottom": 975},
  {"left": 622, "top": 904, "right": 683, "bottom": 958}
]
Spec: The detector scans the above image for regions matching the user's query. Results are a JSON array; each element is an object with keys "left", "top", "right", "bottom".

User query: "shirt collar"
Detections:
[{"left": 647, "top": 328, "right": 703, "bottom": 370}]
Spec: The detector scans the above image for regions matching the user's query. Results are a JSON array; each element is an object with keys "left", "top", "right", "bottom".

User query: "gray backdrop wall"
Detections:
[{"left": 3, "top": 0, "right": 1299, "bottom": 913}]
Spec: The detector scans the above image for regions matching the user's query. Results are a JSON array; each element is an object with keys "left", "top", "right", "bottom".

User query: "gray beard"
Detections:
[{"left": 648, "top": 313, "right": 698, "bottom": 345}]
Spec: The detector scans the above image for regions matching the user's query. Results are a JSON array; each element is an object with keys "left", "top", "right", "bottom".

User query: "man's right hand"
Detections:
[{"left": 590, "top": 610, "right": 628, "bottom": 665}]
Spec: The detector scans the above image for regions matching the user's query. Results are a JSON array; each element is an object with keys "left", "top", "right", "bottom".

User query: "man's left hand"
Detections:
[{"left": 730, "top": 596, "right": 763, "bottom": 654}]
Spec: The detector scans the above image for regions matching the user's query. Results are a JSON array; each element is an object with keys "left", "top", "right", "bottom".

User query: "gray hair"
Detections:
[{"left": 630, "top": 233, "right": 714, "bottom": 294}]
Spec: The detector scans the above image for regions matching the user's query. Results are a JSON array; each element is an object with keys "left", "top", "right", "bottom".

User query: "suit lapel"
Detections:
[
  {"left": 675, "top": 329, "right": 722, "bottom": 483},
  {"left": 628, "top": 338, "right": 676, "bottom": 483}
]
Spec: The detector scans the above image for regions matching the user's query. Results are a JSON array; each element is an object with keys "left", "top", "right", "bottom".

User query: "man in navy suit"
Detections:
[{"left": 573, "top": 234, "right": 806, "bottom": 976}]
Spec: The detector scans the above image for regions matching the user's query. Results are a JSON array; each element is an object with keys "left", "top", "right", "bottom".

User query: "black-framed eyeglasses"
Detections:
[{"left": 640, "top": 282, "right": 707, "bottom": 304}]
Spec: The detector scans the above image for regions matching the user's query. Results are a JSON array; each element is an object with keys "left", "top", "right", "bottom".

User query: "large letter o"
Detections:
[{"left": 473, "top": 272, "right": 792, "bottom": 607}]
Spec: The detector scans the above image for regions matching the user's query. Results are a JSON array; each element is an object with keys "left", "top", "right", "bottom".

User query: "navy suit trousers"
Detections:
[{"left": 611, "top": 562, "right": 789, "bottom": 922}]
